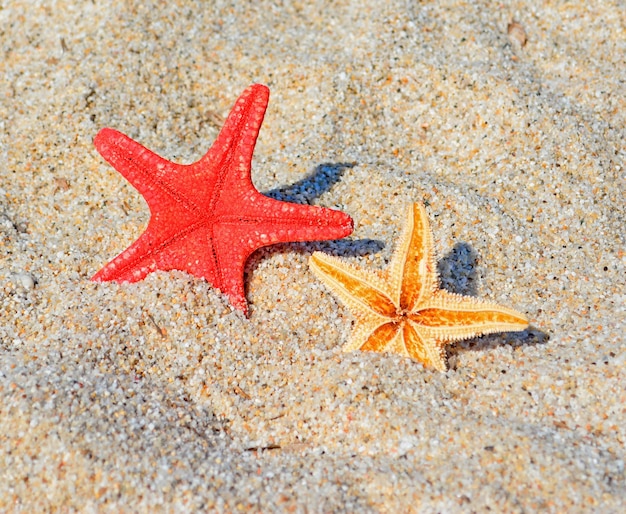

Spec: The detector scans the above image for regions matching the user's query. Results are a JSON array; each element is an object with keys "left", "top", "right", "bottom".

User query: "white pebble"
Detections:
[{"left": 13, "top": 272, "right": 36, "bottom": 290}]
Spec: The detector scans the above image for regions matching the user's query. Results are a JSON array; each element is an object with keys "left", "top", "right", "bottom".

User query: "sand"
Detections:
[{"left": 1, "top": 1, "right": 624, "bottom": 512}]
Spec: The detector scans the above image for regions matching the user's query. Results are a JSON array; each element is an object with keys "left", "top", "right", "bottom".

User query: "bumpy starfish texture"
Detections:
[
  {"left": 92, "top": 84, "right": 353, "bottom": 315},
  {"left": 309, "top": 203, "right": 528, "bottom": 371}
]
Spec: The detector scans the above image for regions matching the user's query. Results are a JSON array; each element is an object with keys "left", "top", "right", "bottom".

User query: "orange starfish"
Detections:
[
  {"left": 309, "top": 203, "right": 528, "bottom": 371},
  {"left": 92, "top": 84, "right": 353, "bottom": 315}
]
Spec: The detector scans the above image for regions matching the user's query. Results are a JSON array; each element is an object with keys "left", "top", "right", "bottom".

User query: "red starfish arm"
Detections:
[
  {"left": 91, "top": 215, "right": 219, "bottom": 284},
  {"left": 208, "top": 204, "right": 353, "bottom": 315},
  {"left": 195, "top": 84, "right": 269, "bottom": 210},
  {"left": 93, "top": 220, "right": 249, "bottom": 313},
  {"left": 94, "top": 128, "right": 191, "bottom": 215},
  {"left": 90, "top": 220, "right": 173, "bottom": 283},
  {"left": 215, "top": 194, "right": 354, "bottom": 242}
]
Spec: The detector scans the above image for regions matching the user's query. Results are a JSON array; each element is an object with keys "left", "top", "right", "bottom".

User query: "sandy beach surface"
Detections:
[{"left": 1, "top": 1, "right": 624, "bottom": 512}]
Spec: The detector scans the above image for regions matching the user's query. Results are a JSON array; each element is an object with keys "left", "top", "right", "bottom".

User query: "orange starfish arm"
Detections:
[
  {"left": 411, "top": 290, "right": 528, "bottom": 342},
  {"left": 389, "top": 203, "right": 438, "bottom": 311},
  {"left": 403, "top": 322, "right": 448, "bottom": 371},
  {"left": 359, "top": 322, "right": 401, "bottom": 353},
  {"left": 309, "top": 252, "right": 397, "bottom": 318}
]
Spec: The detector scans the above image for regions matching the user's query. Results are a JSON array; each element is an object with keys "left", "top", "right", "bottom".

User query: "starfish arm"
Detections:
[
  {"left": 197, "top": 84, "right": 269, "bottom": 210},
  {"left": 93, "top": 220, "right": 251, "bottom": 313},
  {"left": 403, "top": 321, "right": 448, "bottom": 371},
  {"left": 410, "top": 290, "right": 529, "bottom": 342},
  {"left": 94, "top": 128, "right": 189, "bottom": 214},
  {"left": 260, "top": 201, "right": 354, "bottom": 243},
  {"left": 309, "top": 252, "right": 398, "bottom": 318},
  {"left": 216, "top": 197, "right": 353, "bottom": 244},
  {"left": 198, "top": 85, "right": 354, "bottom": 240},
  {"left": 91, "top": 223, "right": 162, "bottom": 283},
  {"left": 355, "top": 321, "right": 403, "bottom": 354},
  {"left": 389, "top": 203, "right": 439, "bottom": 312},
  {"left": 343, "top": 316, "right": 400, "bottom": 352},
  {"left": 190, "top": 233, "right": 249, "bottom": 314},
  {"left": 91, "top": 218, "right": 216, "bottom": 281}
]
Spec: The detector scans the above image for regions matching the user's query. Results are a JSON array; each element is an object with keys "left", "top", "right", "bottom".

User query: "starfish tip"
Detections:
[
  {"left": 336, "top": 211, "right": 354, "bottom": 237},
  {"left": 93, "top": 127, "right": 120, "bottom": 151},
  {"left": 89, "top": 269, "right": 120, "bottom": 283},
  {"left": 248, "top": 83, "right": 270, "bottom": 96}
]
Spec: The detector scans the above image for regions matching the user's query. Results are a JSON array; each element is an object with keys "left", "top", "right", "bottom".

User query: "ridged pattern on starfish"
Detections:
[
  {"left": 309, "top": 203, "right": 528, "bottom": 371},
  {"left": 92, "top": 84, "right": 353, "bottom": 315}
]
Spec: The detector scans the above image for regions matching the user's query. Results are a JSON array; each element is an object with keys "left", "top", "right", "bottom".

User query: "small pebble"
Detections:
[
  {"left": 508, "top": 21, "right": 528, "bottom": 48},
  {"left": 12, "top": 272, "right": 36, "bottom": 290}
]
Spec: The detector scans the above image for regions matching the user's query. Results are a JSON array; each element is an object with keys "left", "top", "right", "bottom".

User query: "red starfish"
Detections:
[{"left": 92, "top": 84, "right": 353, "bottom": 315}]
